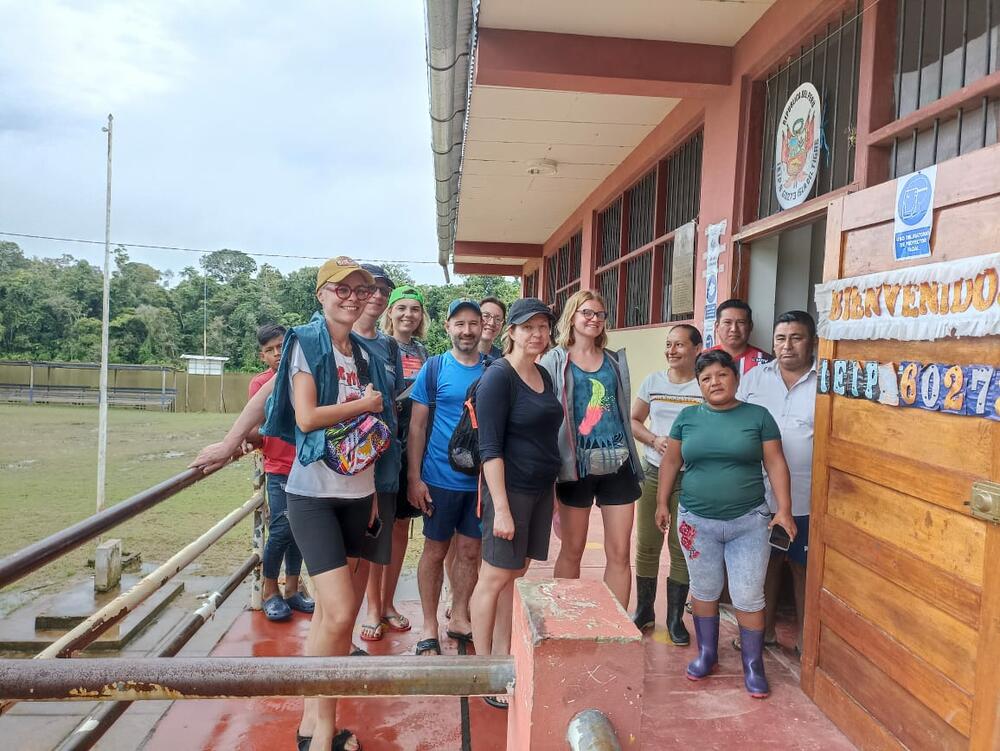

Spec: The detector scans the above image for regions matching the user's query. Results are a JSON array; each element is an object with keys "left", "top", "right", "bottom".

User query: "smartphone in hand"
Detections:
[{"left": 768, "top": 524, "right": 791, "bottom": 552}]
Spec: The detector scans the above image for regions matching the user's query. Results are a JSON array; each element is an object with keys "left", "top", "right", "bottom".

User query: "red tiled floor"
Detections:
[{"left": 146, "top": 508, "right": 854, "bottom": 750}]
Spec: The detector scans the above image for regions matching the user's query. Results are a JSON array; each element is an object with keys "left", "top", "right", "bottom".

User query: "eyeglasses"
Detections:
[
  {"left": 578, "top": 309, "right": 609, "bottom": 321},
  {"left": 325, "top": 283, "right": 375, "bottom": 301},
  {"left": 482, "top": 313, "right": 505, "bottom": 324}
]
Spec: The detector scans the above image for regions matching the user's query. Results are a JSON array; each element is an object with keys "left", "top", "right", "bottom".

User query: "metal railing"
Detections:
[
  {"left": 0, "top": 456, "right": 626, "bottom": 751},
  {"left": 0, "top": 655, "right": 515, "bottom": 702}
]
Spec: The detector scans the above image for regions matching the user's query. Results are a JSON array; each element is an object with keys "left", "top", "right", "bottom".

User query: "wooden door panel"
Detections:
[
  {"left": 823, "top": 515, "right": 982, "bottom": 630},
  {"left": 819, "top": 591, "right": 973, "bottom": 736},
  {"left": 841, "top": 194, "right": 1000, "bottom": 276},
  {"left": 827, "top": 437, "right": 977, "bottom": 513},
  {"left": 819, "top": 627, "right": 968, "bottom": 751},
  {"left": 823, "top": 548, "right": 978, "bottom": 691},
  {"left": 813, "top": 670, "right": 909, "bottom": 751},
  {"left": 826, "top": 470, "right": 986, "bottom": 582},
  {"left": 804, "top": 143, "right": 1000, "bottom": 749},
  {"left": 829, "top": 398, "right": 992, "bottom": 482}
]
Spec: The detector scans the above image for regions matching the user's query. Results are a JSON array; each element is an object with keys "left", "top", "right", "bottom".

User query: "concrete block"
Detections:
[
  {"left": 94, "top": 538, "right": 122, "bottom": 593},
  {"left": 507, "top": 578, "right": 644, "bottom": 750}
]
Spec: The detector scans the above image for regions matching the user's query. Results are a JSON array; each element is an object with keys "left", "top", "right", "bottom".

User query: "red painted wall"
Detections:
[{"left": 536, "top": 0, "right": 854, "bottom": 332}]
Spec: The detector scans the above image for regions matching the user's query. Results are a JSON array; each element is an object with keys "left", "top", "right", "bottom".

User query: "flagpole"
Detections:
[{"left": 96, "top": 114, "right": 113, "bottom": 515}]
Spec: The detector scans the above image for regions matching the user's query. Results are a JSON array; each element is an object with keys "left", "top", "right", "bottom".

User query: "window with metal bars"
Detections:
[
  {"left": 593, "top": 129, "right": 702, "bottom": 330},
  {"left": 541, "top": 230, "right": 582, "bottom": 319},
  {"left": 757, "top": 3, "right": 863, "bottom": 219},
  {"left": 889, "top": 0, "right": 1000, "bottom": 176},
  {"left": 524, "top": 270, "right": 538, "bottom": 299}
]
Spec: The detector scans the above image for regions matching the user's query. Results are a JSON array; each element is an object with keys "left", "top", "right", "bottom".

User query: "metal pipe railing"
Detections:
[
  {"left": 566, "top": 709, "right": 621, "bottom": 751},
  {"left": 55, "top": 553, "right": 260, "bottom": 751},
  {"left": 37, "top": 491, "right": 263, "bottom": 659},
  {"left": 0, "top": 457, "right": 238, "bottom": 590},
  {"left": 0, "top": 655, "right": 515, "bottom": 701}
]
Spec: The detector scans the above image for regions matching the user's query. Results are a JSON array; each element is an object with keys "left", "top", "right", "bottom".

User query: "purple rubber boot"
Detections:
[
  {"left": 739, "top": 626, "right": 770, "bottom": 698},
  {"left": 686, "top": 614, "right": 719, "bottom": 680}
]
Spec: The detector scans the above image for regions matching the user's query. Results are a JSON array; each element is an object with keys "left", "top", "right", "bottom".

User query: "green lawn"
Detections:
[
  {"left": 0, "top": 403, "right": 426, "bottom": 609},
  {"left": 0, "top": 404, "right": 257, "bottom": 600}
]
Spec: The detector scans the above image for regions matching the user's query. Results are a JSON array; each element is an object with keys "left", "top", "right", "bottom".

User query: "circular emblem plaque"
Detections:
[{"left": 774, "top": 82, "right": 822, "bottom": 210}]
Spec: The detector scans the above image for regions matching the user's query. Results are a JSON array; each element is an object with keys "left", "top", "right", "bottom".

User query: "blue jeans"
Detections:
[
  {"left": 677, "top": 501, "right": 771, "bottom": 612},
  {"left": 263, "top": 473, "right": 303, "bottom": 580}
]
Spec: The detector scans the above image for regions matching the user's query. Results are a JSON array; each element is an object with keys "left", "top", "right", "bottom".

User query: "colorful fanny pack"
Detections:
[{"left": 323, "top": 412, "right": 391, "bottom": 476}]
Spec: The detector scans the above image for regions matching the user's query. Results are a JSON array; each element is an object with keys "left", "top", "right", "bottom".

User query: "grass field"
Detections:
[
  {"left": 1, "top": 403, "right": 427, "bottom": 608},
  {"left": 0, "top": 404, "right": 269, "bottom": 601}
]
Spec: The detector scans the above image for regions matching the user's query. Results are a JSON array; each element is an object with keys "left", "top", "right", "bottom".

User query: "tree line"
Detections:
[{"left": 0, "top": 241, "right": 520, "bottom": 372}]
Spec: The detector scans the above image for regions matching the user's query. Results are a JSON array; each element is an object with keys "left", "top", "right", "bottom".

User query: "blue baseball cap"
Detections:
[{"left": 447, "top": 298, "right": 481, "bottom": 320}]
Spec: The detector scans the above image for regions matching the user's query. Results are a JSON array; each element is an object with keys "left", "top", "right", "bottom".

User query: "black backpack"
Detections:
[
  {"left": 447, "top": 359, "right": 552, "bottom": 476},
  {"left": 448, "top": 358, "right": 507, "bottom": 476}
]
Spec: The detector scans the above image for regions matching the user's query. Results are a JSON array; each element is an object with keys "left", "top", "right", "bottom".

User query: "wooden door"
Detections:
[{"left": 801, "top": 145, "right": 1000, "bottom": 750}]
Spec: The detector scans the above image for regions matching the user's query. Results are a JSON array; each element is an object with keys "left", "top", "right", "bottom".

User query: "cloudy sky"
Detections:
[{"left": 0, "top": 1, "right": 447, "bottom": 283}]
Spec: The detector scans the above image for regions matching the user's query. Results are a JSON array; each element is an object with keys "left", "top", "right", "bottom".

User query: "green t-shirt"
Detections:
[{"left": 668, "top": 401, "right": 781, "bottom": 520}]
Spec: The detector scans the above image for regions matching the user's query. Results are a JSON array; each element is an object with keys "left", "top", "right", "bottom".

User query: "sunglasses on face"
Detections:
[
  {"left": 371, "top": 285, "right": 392, "bottom": 298},
  {"left": 578, "top": 309, "right": 609, "bottom": 321},
  {"left": 325, "top": 283, "right": 376, "bottom": 301}
]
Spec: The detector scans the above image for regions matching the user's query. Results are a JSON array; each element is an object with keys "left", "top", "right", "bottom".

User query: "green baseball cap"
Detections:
[{"left": 387, "top": 284, "right": 424, "bottom": 308}]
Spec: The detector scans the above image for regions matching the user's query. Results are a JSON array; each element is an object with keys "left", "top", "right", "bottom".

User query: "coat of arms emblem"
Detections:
[{"left": 774, "top": 83, "right": 822, "bottom": 210}]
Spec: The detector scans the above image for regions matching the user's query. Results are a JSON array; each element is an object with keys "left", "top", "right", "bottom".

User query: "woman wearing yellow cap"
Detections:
[{"left": 192, "top": 256, "right": 385, "bottom": 751}]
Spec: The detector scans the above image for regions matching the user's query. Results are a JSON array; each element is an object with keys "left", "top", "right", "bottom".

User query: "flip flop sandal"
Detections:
[
  {"left": 446, "top": 630, "right": 474, "bottom": 644},
  {"left": 333, "top": 728, "right": 361, "bottom": 751},
  {"left": 482, "top": 695, "right": 509, "bottom": 710},
  {"left": 359, "top": 622, "right": 385, "bottom": 642},
  {"left": 415, "top": 638, "right": 441, "bottom": 656},
  {"left": 382, "top": 613, "right": 411, "bottom": 632}
]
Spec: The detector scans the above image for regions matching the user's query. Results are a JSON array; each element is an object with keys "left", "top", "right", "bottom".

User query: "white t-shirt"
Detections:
[
  {"left": 636, "top": 370, "right": 703, "bottom": 467},
  {"left": 284, "top": 341, "right": 375, "bottom": 499}
]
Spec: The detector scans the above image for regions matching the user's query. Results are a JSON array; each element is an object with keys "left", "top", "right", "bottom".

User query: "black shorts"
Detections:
[
  {"left": 394, "top": 458, "right": 421, "bottom": 520},
  {"left": 286, "top": 493, "right": 372, "bottom": 575},
  {"left": 361, "top": 492, "right": 396, "bottom": 565},
  {"left": 480, "top": 478, "right": 554, "bottom": 570},
  {"left": 556, "top": 462, "right": 641, "bottom": 508}
]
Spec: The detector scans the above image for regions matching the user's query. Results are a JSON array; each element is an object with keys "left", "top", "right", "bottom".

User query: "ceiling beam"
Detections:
[
  {"left": 453, "top": 261, "right": 524, "bottom": 276},
  {"left": 475, "top": 28, "right": 732, "bottom": 99},
  {"left": 454, "top": 241, "right": 543, "bottom": 259}
]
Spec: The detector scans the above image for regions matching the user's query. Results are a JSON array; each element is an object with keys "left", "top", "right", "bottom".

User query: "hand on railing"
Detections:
[{"left": 189, "top": 441, "right": 249, "bottom": 474}]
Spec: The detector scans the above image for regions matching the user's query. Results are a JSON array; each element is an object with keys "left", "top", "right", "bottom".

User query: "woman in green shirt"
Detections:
[{"left": 655, "top": 349, "right": 796, "bottom": 699}]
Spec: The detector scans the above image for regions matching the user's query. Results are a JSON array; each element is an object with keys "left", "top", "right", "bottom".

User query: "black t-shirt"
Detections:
[{"left": 476, "top": 359, "right": 563, "bottom": 492}]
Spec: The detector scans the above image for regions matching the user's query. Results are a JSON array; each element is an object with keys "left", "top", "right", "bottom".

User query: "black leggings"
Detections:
[{"left": 286, "top": 493, "right": 372, "bottom": 575}]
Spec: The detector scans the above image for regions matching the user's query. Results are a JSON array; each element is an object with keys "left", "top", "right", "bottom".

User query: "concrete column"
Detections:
[
  {"left": 94, "top": 538, "right": 122, "bottom": 592},
  {"left": 508, "top": 578, "right": 644, "bottom": 750}
]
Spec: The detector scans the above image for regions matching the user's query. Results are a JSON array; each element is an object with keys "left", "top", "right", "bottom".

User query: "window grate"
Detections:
[
  {"left": 665, "top": 131, "right": 703, "bottom": 232},
  {"left": 890, "top": 0, "right": 1000, "bottom": 176},
  {"left": 598, "top": 198, "right": 623, "bottom": 267},
  {"left": 627, "top": 171, "right": 656, "bottom": 251},
  {"left": 524, "top": 270, "right": 538, "bottom": 299},
  {"left": 541, "top": 230, "right": 583, "bottom": 319},
  {"left": 757, "top": 3, "right": 862, "bottom": 219},
  {"left": 624, "top": 251, "right": 653, "bottom": 327},
  {"left": 596, "top": 268, "right": 620, "bottom": 330}
]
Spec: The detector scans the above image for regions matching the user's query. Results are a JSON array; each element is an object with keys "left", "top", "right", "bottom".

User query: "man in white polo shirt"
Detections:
[{"left": 736, "top": 310, "right": 817, "bottom": 656}]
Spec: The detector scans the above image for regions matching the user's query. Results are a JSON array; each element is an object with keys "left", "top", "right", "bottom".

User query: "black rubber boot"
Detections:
[
  {"left": 632, "top": 575, "right": 657, "bottom": 631},
  {"left": 666, "top": 579, "right": 691, "bottom": 646}
]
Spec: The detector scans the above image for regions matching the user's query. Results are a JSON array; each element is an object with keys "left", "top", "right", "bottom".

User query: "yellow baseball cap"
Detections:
[{"left": 315, "top": 256, "right": 375, "bottom": 292}]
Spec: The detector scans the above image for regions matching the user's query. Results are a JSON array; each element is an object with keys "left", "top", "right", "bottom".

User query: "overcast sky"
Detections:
[{"left": 0, "top": 1, "right": 447, "bottom": 283}]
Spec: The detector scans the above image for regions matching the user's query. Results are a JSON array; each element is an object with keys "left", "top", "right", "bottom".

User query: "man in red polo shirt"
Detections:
[
  {"left": 711, "top": 299, "right": 772, "bottom": 374},
  {"left": 249, "top": 324, "right": 314, "bottom": 622}
]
